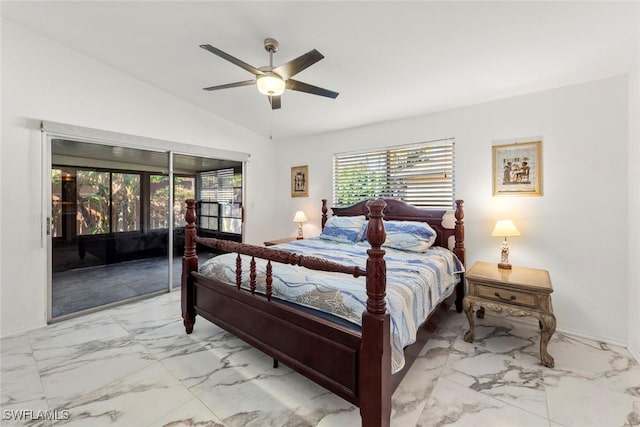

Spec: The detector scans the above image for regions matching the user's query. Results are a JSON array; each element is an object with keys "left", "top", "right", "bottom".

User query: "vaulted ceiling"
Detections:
[{"left": 3, "top": 1, "right": 638, "bottom": 140}]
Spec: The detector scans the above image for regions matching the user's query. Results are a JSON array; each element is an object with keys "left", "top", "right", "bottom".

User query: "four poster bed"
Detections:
[{"left": 181, "top": 198, "right": 465, "bottom": 427}]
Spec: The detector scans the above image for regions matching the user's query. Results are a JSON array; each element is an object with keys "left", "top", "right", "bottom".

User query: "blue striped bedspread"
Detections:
[{"left": 199, "top": 237, "right": 464, "bottom": 373}]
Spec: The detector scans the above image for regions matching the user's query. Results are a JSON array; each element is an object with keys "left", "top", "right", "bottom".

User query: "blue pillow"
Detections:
[
  {"left": 382, "top": 220, "right": 437, "bottom": 252},
  {"left": 320, "top": 215, "right": 367, "bottom": 243}
]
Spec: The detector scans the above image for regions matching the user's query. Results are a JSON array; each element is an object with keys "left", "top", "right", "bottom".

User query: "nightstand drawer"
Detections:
[{"left": 476, "top": 285, "right": 536, "bottom": 308}]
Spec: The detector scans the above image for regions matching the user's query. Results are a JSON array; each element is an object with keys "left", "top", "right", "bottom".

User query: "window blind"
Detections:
[
  {"left": 198, "top": 168, "right": 235, "bottom": 203},
  {"left": 333, "top": 139, "right": 455, "bottom": 209}
]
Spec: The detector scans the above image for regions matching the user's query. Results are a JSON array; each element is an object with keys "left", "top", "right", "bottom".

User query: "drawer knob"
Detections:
[{"left": 494, "top": 292, "right": 516, "bottom": 301}]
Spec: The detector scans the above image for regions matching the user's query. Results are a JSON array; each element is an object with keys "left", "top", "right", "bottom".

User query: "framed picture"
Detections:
[
  {"left": 291, "top": 165, "right": 309, "bottom": 198},
  {"left": 492, "top": 140, "right": 542, "bottom": 196}
]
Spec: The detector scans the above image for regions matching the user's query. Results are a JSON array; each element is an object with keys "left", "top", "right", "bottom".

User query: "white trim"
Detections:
[
  {"left": 168, "top": 152, "right": 175, "bottom": 291},
  {"left": 42, "top": 132, "right": 53, "bottom": 322},
  {"left": 484, "top": 312, "right": 628, "bottom": 349},
  {"left": 629, "top": 342, "right": 640, "bottom": 364},
  {"left": 556, "top": 325, "right": 628, "bottom": 349},
  {"left": 333, "top": 137, "right": 454, "bottom": 157},
  {"left": 41, "top": 121, "right": 249, "bottom": 321},
  {"left": 40, "top": 120, "right": 250, "bottom": 162}
]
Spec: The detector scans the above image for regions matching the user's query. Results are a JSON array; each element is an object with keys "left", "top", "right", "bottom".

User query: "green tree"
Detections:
[{"left": 335, "top": 163, "right": 385, "bottom": 206}]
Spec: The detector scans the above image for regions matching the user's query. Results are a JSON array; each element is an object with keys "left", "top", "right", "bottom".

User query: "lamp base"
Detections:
[{"left": 498, "top": 262, "right": 512, "bottom": 270}]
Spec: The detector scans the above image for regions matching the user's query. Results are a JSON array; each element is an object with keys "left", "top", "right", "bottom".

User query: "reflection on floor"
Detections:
[
  {"left": 2, "top": 291, "right": 638, "bottom": 426},
  {"left": 52, "top": 254, "right": 215, "bottom": 318}
]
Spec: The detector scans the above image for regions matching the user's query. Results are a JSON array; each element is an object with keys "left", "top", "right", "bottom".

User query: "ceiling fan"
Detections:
[{"left": 200, "top": 38, "right": 339, "bottom": 110}]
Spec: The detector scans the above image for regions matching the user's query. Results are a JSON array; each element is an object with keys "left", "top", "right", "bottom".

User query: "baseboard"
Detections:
[
  {"left": 556, "top": 325, "right": 628, "bottom": 349},
  {"left": 1, "top": 319, "right": 47, "bottom": 340},
  {"left": 482, "top": 312, "right": 628, "bottom": 349},
  {"left": 628, "top": 342, "right": 640, "bottom": 364}
]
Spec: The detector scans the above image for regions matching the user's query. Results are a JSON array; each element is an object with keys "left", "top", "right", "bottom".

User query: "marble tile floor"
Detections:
[{"left": 2, "top": 291, "right": 639, "bottom": 427}]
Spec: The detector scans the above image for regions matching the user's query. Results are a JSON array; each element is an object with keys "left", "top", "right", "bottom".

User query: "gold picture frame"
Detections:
[
  {"left": 492, "top": 140, "right": 542, "bottom": 196},
  {"left": 291, "top": 165, "right": 309, "bottom": 198}
]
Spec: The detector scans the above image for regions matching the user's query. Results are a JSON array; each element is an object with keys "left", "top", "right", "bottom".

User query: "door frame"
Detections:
[{"left": 41, "top": 121, "right": 249, "bottom": 323}]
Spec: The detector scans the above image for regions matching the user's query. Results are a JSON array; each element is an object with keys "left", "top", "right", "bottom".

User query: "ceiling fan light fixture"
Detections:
[
  {"left": 256, "top": 72, "right": 285, "bottom": 96},
  {"left": 201, "top": 39, "right": 338, "bottom": 109}
]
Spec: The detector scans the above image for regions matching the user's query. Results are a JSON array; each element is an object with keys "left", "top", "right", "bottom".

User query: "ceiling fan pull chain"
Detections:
[{"left": 269, "top": 105, "right": 274, "bottom": 140}]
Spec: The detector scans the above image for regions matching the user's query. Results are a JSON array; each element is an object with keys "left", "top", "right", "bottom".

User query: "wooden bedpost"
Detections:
[
  {"left": 454, "top": 199, "right": 465, "bottom": 313},
  {"left": 359, "top": 198, "right": 391, "bottom": 427},
  {"left": 182, "top": 199, "right": 198, "bottom": 334},
  {"left": 321, "top": 199, "right": 328, "bottom": 230}
]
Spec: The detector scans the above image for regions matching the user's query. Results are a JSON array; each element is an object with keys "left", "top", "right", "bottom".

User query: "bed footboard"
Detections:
[{"left": 181, "top": 199, "right": 392, "bottom": 426}]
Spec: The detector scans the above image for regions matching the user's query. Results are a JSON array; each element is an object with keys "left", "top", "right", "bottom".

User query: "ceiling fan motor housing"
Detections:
[{"left": 264, "top": 38, "right": 279, "bottom": 53}]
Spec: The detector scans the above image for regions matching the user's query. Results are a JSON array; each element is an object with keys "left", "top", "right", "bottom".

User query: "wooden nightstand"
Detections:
[
  {"left": 463, "top": 261, "right": 556, "bottom": 368},
  {"left": 264, "top": 237, "right": 299, "bottom": 246}
]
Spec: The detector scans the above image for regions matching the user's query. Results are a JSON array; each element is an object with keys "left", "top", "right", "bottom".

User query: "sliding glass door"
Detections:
[
  {"left": 171, "top": 154, "right": 244, "bottom": 290},
  {"left": 50, "top": 140, "right": 171, "bottom": 319},
  {"left": 47, "top": 139, "right": 245, "bottom": 320}
]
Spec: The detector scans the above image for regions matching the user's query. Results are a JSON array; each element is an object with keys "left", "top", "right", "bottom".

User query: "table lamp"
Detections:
[
  {"left": 293, "top": 210, "right": 308, "bottom": 239},
  {"left": 491, "top": 219, "right": 521, "bottom": 269}
]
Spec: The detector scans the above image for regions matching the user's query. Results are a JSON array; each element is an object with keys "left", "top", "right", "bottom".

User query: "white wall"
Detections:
[
  {"left": 2, "top": 19, "right": 635, "bottom": 353},
  {"left": 0, "top": 20, "right": 277, "bottom": 336},
  {"left": 628, "top": 72, "right": 640, "bottom": 360},
  {"left": 275, "top": 76, "right": 630, "bottom": 345}
]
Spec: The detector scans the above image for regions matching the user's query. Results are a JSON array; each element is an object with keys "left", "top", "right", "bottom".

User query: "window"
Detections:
[
  {"left": 333, "top": 139, "right": 455, "bottom": 209},
  {"left": 54, "top": 167, "right": 195, "bottom": 234},
  {"left": 199, "top": 168, "right": 236, "bottom": 203},
  {"left": 76, "top": 170, "right": 111, "bottom": 235},
  {"left": 111, "top": 173, "right": 140, "bottom": 232},
  {"left": 51, "top": 169, "right": 62, "bottom": 238},
  {"left": 173, "top": 176, "right": 195, "bottom": 228},
  {"left": 197, "top": 169, "right": 242, "bottom": 234},
  {"left": 149, "top": 175, "right": 169, "bottom": 230}
]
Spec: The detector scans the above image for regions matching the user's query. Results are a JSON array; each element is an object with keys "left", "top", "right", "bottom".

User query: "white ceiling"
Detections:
[{"left": 3, "top": 1, "right": 639, "bottom": 140}]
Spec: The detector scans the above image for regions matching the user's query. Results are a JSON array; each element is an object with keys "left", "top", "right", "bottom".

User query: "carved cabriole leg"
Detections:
[
  {"left": 538, "top": 312, "right": 556, "bottom": 368},
  {"left": 463, "top": 297, "right": 475, "bottom": 343}
]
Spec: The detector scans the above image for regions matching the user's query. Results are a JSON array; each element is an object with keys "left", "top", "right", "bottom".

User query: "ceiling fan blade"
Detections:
[
  {"left": 203, "top": 80, "right": 255, "bottom": 91},
  {"left": 273, "top": 49, "right": 324, "bottom": 80},
  {"left": 200, "top": 44, "right": 264, "bottom": 76},
  {"left": 268, "top": 95, "right": 282, "bottom": 110},
  {"left": 286, "top": 79, "right": 339, "bottom": 99}
]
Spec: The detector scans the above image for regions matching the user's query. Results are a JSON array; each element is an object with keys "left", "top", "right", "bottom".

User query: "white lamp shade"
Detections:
[
  {"left": 293, "top": 211, "right": 308, "bottom": 223},
  {"left": 256, "top": 73, "right": 285, "bottom": 96},
  {"left": 491, "top": 219, "right": 521, "bottom": 237}
]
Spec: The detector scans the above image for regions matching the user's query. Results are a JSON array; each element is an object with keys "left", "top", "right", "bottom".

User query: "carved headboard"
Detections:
[{"left": 321, "top": 198, "right": 465, "bottom": 266}]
